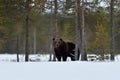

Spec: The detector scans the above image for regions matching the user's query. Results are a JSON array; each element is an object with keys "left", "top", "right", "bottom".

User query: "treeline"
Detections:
[{"left": 0, "top": 0, "right": 120, "bottom": 59}]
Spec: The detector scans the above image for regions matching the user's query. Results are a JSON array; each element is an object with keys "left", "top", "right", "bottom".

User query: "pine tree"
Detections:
[
  {"left": 81, "top": 0, "right": 87, "bottom": 61},
  {"left": 110, "top": 0, "right": 115, "bottom": 61},
  {"left": 25, "top": 0, "right": 33, "bottom": 62},
  {"left": 93, "top": 23, "right": 111, "bottom": 60}
]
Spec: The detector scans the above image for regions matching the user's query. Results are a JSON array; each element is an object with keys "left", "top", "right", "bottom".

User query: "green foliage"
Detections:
[
  {"left": 92, "top": 23, "right": 111, "bottom": 54},
  {"left": 115, "top": 10, "right": 120, "bottom": 53},
  {"left": 60, "top": 17, "right": 74, "bottom": 42},
  {"left": 0, "top": 0, "right": 119, "bottom": 55}
]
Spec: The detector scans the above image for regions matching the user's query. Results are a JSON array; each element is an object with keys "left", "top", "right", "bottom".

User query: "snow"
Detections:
[
  {"left": 0, "top": 54, "right": 50, "bottom": 62},
  {"left": 0, "top": 54, "right": 120, "bottom": 80}
]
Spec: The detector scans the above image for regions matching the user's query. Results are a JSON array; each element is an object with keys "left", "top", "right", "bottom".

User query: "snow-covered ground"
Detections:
[
  {"left": 0, "top": 53, "right": 120, "bottom": 62},
  {"left": 0, "top": 54, "right": 50, "bottom": 62},
  {"left": 0, "top": 54, "right": 120, "bottom": 80},
  {"left": 0, "top": 61, "right": 120, "bottom": 80}
]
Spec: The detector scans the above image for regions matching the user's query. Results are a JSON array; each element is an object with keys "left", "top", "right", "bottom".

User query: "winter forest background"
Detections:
[{"left": 0, "top": 0, "right": 120, "bottom": 62}]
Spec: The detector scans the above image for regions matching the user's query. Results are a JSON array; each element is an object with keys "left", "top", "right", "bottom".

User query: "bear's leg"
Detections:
[
  {"left": 70, "top": 51, "right": 76, "bottom": 61},
  {"left": 63, "top": 56, "right": 67, "bottom": 61},
  {"left": 71, "top": 56, "right": 75, "bottom": 61},
  {"left": 56, "top": 55, "right": 61, "bottom": 61}
]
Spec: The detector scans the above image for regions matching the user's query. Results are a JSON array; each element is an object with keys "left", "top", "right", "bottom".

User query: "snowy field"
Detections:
[
  {"left": 0, "top": 53, "right": 120, "bottom": 62},
  {"left": 0, "top": 54, "right": 50, "bottom": 62},
  {"left": 0, "top": 54, "right": 120, "bottom": 80}
]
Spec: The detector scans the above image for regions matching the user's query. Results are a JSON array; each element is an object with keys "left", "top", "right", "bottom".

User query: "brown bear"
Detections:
[{"left": 53, "top": 38, "right": 80, "bottom": 61}]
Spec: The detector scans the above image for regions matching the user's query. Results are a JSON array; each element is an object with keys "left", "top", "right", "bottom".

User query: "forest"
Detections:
[{"left": 0, "top": 0, "right": 120, "bottom": 61}]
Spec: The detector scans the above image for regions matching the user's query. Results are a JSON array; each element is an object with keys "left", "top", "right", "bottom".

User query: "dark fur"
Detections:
[{"left": 53, "top": 38, "right": 80, "bottom": 61}]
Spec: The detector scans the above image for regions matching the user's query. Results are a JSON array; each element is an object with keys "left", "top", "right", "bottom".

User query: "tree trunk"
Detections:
[
  {"left": 54, "top": 0, "right": 58, "bottom": 38},
  {"left": 53, "top": 0, "right": 58, "bottom": 61},
  {"left": 16, "top": 34, "right": 19, "bottom": 62},
  {"left": 33, "top": 27, "right": 36, "bottom": 54},
  {"left": 75, "top": 0, "right": 79, "bottom": 60},
  {"left": 49, "top": 1, "right": 53, "bottom": 61},
  {"left": 25, "top": 0, "right": 31, "bottom": 62},
  {"left": 110, "top": 0, "right": 115, "bottom": 61},
  {"left": 49, "top": 44, "right": 53, "bottom": 61},
  {"left": 25, "top": 14, "right": 29, "bottom": 62},
  {"left": 81, "top": 0, "right": 87, "bottom": 61}
]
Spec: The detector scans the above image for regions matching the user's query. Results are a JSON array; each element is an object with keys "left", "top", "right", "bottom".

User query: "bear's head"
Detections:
[{"left": 53, "top": 38, "right": 64, "bottom": 49}]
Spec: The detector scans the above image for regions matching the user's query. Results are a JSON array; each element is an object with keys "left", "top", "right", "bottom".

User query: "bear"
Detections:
[{"left": 53, "top": 38, "right": 80, "bottom": 61}]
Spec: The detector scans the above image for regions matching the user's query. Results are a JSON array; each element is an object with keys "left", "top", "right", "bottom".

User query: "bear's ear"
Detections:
[
  {"left": 60, "top": 38, "right": 62, "bottom": 41},
  {"left": 53, "top": 38, "right": 55, "bottom": 41}
]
